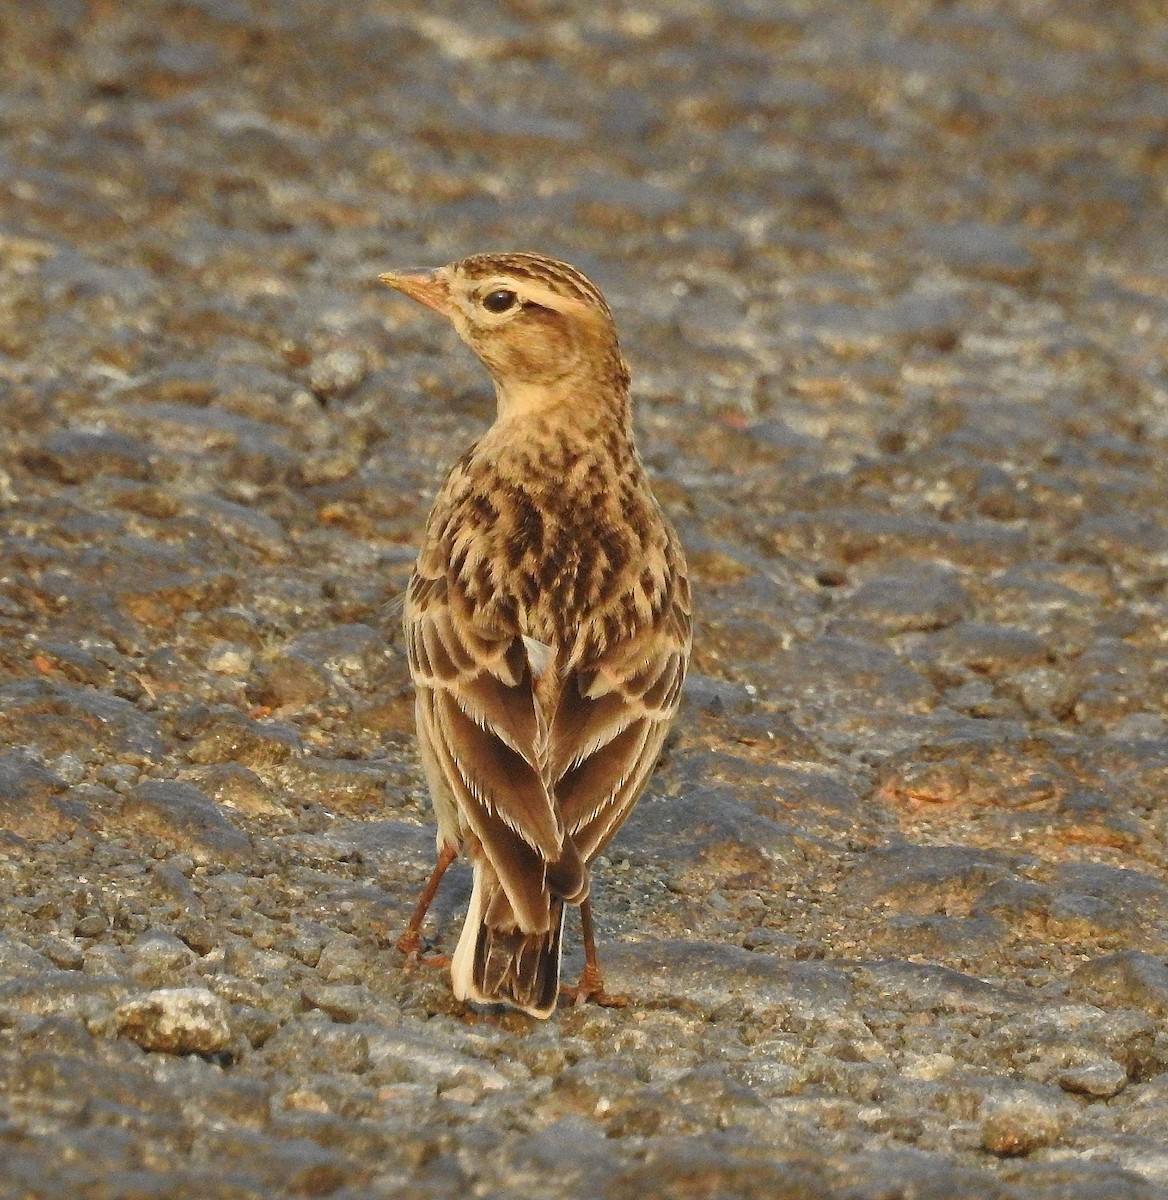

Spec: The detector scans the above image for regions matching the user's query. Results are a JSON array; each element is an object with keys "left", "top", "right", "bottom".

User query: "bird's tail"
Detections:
[{"left": 450, "top": 866, "right": 565, "bottom": 1018}]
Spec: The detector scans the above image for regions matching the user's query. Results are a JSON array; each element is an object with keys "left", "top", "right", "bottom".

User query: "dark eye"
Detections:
[{"left": 482, "top": 288, "right": 518, "bottom": 314}]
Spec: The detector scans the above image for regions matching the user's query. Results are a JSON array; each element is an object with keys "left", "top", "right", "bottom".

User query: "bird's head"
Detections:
[{"left": 379, "top": 252, "right": 629, "bottom": 419}]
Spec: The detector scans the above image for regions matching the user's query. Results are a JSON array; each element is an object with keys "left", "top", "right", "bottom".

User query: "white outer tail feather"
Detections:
[{"left": 450, "top": 866, "right": 485, "bottom": 1006}]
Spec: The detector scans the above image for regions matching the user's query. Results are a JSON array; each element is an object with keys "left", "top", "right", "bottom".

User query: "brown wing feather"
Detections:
[
  {"left": 417, "top": 687, "right": 555, "bottom": 932},
  {"left": 431, "top": 689, "right": 559, "bottom": 854},
  {"left": 558, "top": 718, "right": 658, "bottom": 860},
  {"left": 406, "top": 561, "right": 565, "bottom": 915},
  {"left": 553, "top": 573, "right": 691, "bottom": 861}
]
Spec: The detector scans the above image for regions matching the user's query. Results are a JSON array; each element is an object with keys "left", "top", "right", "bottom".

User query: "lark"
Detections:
[{"left": 379, "top": 252, "right": 691, "bottom": 1018}]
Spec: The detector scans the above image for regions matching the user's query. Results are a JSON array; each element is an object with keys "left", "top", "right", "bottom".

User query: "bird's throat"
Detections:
[{"left": 491, "top": 374, "right": 629, "bottom": 429}]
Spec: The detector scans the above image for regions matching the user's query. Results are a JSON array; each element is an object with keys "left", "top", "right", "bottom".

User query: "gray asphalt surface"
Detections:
[{"left": 2, "top": 2, "right": 1168, "bottom": 1197}]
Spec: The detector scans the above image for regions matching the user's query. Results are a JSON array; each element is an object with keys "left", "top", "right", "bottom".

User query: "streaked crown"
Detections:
[{"left": 454, "top": 252, "right": 616, "bottom": 322}]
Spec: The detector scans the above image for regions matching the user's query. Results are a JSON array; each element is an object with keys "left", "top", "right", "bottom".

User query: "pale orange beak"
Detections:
[{"left": 377, "top": 268, "right": 453, "bottom": 317}]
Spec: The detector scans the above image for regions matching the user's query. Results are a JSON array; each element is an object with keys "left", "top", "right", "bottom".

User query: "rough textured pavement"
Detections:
[{"left": 2, "top": 2, "right": 1168, "bottom": 1197}]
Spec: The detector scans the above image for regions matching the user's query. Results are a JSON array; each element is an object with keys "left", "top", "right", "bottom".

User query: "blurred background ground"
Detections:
[{"left": 2, "top": 1, "right": 1168, "bottom": 1197}]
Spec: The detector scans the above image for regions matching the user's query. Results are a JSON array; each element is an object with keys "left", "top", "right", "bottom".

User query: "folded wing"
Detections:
[
  {"left": 406, "top": 568, "right": 584, "bottom": 932},
  {"left": 552, "top": 575, "right": 692, "bottom": 861}
]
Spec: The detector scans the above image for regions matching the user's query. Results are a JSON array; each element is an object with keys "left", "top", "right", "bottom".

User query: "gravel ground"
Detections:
[{"left": 2, "top": 1, "right": 1168, "bottom": 1197}]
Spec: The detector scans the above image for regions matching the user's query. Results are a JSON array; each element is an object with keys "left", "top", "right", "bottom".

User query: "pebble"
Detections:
[
  {"left": 120, "top": 780, "right": 252, "bottom": 863},
  {"left": 308, "top": 349, "right": 368, "bottom": 400},
  {"left": 127, "top": 930, "right": 198, "bottom": 986},
  {"left": 1057, "top": 1058, "right": 1129, "bottom": 1099},
  {"left": 114, "top": 987, "right": 234, "bottom": 1055},
  {"left": 204, "top": 642, "right": 254, "bottom": 676},
  {"left": 1069, "top": 952, "right": 1168, "bottom": 1019},
  {"left": 979, "top": 1090, "right": 1065, "bottom": 1157},
  {"left": 831, "top": 566, "right": 969, "bottom": 634},
  {"left": 0, "top": 752, "right": 70, "bottom": 840}
]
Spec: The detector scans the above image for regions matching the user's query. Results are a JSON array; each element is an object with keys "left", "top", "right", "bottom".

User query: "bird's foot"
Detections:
[
  {"left": 561, "top": 965, "right": 628, "bottom": 1010},
  {"left": 396, "top": 931, "right": 451, "bottom": 969}
]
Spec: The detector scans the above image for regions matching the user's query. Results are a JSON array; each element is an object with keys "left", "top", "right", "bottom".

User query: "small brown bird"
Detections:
[{"left": 379, "top": 252, "right": 691, "bottom": 1017}]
